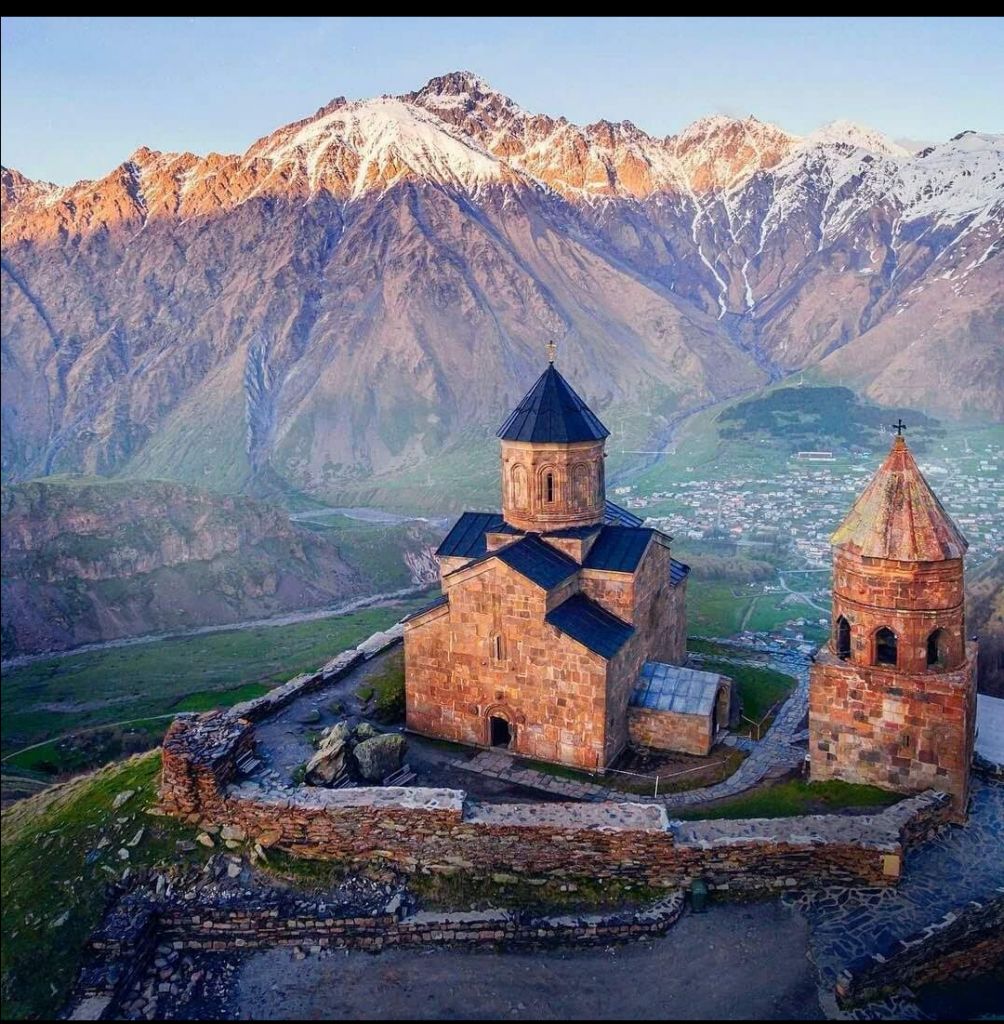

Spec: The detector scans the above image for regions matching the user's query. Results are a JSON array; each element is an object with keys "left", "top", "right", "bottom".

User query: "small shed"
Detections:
[{"left": 627, "top": 662, "right": 733, "bottom": 756}]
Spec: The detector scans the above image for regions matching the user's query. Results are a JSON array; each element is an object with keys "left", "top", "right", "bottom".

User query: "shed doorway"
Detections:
[{"left": 489, "top": 715, "right": 512, "bottom": 749}]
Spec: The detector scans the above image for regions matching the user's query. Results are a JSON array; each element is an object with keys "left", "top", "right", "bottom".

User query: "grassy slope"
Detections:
[
  {"left": 2, "top": 599, "right": 428, "bottom": 768},
  {"left": 677, "top": 779, "right": 901, "bottom": 820},
  {"left": 0, "top": 752, "right": 207, "bottom": 1019}
]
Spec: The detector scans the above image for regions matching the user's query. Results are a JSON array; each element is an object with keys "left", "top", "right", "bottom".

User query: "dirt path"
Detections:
[{"left": 224, "top": 902, "right": 822, "bottom": 1020}]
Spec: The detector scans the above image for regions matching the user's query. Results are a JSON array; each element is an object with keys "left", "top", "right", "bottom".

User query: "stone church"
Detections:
[
  {"left": 404, "top": 354, "right": 732, "bottom": 772},
  {"left": 810, "top": 431, "right": 978, "bottom": 818}
]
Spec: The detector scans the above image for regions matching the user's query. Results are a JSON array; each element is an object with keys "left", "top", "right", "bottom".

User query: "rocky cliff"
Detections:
[
  {"left": 0, "top": 479, "right": 364, "bottom": 658},
  {"left": 968, "top": 553, "right": 1004, "bottom": 698},
  {"left": 2, "top": 72, "right": 1001, "bottom": 500}
]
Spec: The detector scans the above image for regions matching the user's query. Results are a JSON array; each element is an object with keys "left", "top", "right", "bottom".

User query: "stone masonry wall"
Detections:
[
  {"left": 405, "top": 559, "right": 611, "bottom": 770},
  {"left": 160, "top": 709, "right": 954, "bottom": 895},
  {"left": 810, "top": 646, "right": 978, "bottom": 818},
  {"left": 500, "top": 439, "right": 605, "bottom": 532},
  {"left": 835, "top": 891, "right": 1004, "bottom": 1006},
  {"left": 628, "top": 705, "right": 713, "bottom": 756}
]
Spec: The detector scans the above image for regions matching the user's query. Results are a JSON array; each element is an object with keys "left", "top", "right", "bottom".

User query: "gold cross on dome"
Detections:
[{"left": 547, "top": 340, "right": 557, "bottom": 364}]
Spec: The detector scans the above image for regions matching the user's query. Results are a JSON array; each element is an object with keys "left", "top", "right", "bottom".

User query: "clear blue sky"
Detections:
[{"left": 2, "top": 17, "right": 1001, "bottom": 184}]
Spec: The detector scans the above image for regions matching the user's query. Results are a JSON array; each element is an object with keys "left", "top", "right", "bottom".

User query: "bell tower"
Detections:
[
  {"left": 497, "top": 344, "right": 609, "bottom": 533},
  {"left": 809, "top": 425, "right": 978, "bottom": 819}
]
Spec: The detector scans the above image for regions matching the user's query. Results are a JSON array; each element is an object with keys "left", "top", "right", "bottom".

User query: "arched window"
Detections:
[
  {"left": 836, "top": 616, "right": 851, "bottom": 660},
  {"left": 875, "top": 627, "right": 898, "bottom": 667},
  {"left": 927, "top": 628, "right": 944, "bottom": 668},
  {"left": 544, "top": 471, "right": 555, "bottom": 504},
  {"left": 490, "top": 633, "right": 504, "bottom": 663},
  {"left": 572, "top": 462, "right": 591, "bottom": 504},
  {"left": 511, "top": 464, "right": 528, "bottom": 509}
]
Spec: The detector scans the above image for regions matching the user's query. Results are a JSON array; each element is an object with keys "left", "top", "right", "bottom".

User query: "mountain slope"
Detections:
[
  {"left": 2, "top": 73, "right": 1001, "bottom": 495},
  {"left": 0, "top": 478, "right": 365, "bottom": 658}
]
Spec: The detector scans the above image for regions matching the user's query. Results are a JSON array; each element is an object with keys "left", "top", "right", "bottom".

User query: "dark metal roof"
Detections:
[
  {"left": 546, "top": 594, "right": 635, "bottom": 659},
  {"left": 583, "top": 526, "right": 655, "bottom": 573},
  {"left": 401, "top": 594, "right": 449, "bottom": 622},
  {"left": 436, "top": 512, "right": 505, "bottom": 558},
  {"left": 631, "top": 662, "right": 722, "bottom": 715},
  {"left": 603, "top": 500, "right": 644, "bottom": 527},
  {"left": 494, "top": 535, "right": 579, "bottom": 590},
  {"left": 670, "top": 558, "right": 691, "bottom": 588},
  {"left": 497, "top": 364, "right": 610, "bottom": 443}
]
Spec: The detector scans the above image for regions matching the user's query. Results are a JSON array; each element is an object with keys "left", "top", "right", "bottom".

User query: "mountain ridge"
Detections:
[{"left": 2, "top": 71, "right": 1001, "bottom": 495}]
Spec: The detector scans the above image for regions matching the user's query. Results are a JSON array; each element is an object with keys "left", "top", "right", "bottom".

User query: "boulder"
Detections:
[
  {"left": 353, "top": 733, "right": 406, "bottom": 782},
  {"left": 304, "top": 722, "right": 351, "bottom": 785},
  {"left": 355, "top": 722, "right": 379, "bottom": 742}
]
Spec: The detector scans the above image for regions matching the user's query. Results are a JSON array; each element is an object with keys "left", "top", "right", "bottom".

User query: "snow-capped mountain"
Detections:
[{"left": 2, "top": 71, "right": 1001, "bottom": 492}]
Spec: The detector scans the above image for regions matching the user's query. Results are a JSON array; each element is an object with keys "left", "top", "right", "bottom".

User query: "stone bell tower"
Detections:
[
  {"left": 809, "top": 425, "right": 978, "bottom": 819},
  {"left": 497, "top": 343, "right": 609, "bottom": 534}
]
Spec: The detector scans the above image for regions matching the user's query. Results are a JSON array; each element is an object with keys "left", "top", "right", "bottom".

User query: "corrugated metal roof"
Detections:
[
  {"left": 436, "top": 511, "right": 505, "bottom": 558},
  {"left": 583, "top": 526, "right": 655, "bottom": 573},
  {"left": 546, "top": 593, "right": 635, "bottom": 659},
  {"left": 603, "top": 500, "right": 645, "bottom": 527},
  {"left": 497, "top": 364, "right": 609, "bottom": 443},
  {"left": 495, "top": 535, "right": 579, "bottom": 590},
  {"left": 631, "top": 662, "right": 723, "bottom": 717},
  {"left": 670, "top": 558, "right": 691, "bottom": 587},
  {"left": 831, "top": 436, "right": 968, "bottom": 561},
  {"left": 401, "top": 594, "right": 449, "bottom": 622}
]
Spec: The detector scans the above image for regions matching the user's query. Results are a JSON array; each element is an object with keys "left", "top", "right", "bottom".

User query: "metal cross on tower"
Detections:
[
  {"left": 892, "top": 418, "right": 907, "bottom": 436},
  {"left": 547, "top": 340, "right": 557, "bottom": 364}
]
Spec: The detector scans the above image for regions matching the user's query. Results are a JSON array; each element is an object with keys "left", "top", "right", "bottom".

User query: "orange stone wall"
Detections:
[
  {"left": 831, "top": 550, "right": 967, "bottom": 673},
  {"left": 809, "top": 645, "right": 977, "bottom": 818},
  {"left": 405, "top": 560, "right": 613, "bottom": 770},
  {"left": 500, "top": 439, "right": 605, "bottom": 532},
  {"left": 628, "top": 706, "right": 713, "bottom": 756}
]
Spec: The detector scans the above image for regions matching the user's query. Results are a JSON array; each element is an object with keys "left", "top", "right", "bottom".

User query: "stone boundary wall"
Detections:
[
  {"left": 72, "top": 889, "right": 684, "bottom": 1017},
  {"left": 159, "top": 621, "right": 954, "bottom": 895},
  {"left": 835, "top": 890, "right": 1004, "bottom": 1006}
]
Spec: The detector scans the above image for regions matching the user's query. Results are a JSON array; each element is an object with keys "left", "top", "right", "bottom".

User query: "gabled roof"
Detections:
[
  {"left": 604, "top": 499, "right": 644, "bottom": 527},
  {"left": 401, "top": 593, "right": 449, "bottom": 623},
  {"left": 670, "top": 558, "right": 690, "bottom": 587},
  {"left": 582, "top": 526, "right": 655, "bottom": 573},
  {"left": 497, "top": 364, "right": 609, "bottom": 444},
  {"left": 631, "top": 662, "right": 724, "bottom": 717},
  {"left": 546, "top": 593, "right": 635, "bottom": 659},
  {"left": 436, "top": 512, "right": 504, "bottom": 558},
  {"left": 494, "top": 535, "right": 579, "bottom": 590},
  {"left": 831, "top": 436, "right": 968, "bottom": 562}
]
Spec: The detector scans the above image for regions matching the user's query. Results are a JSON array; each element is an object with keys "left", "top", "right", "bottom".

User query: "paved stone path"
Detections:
[
  {"left": 455, "top": 649, "right": 811, "bottom": 810},
  {"left": 785, "top": 776, "right": 1004, "bottom": 1019}
]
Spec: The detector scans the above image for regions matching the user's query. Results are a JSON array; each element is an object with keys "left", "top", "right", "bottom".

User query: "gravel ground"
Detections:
[{"left": 160, "top": 902, "right": 823, "bottom": 1020}]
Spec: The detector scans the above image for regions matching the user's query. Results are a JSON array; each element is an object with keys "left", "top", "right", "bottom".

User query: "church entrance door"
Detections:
[{"left": 489, "top": 716, "right": 512, "bottom": 748}]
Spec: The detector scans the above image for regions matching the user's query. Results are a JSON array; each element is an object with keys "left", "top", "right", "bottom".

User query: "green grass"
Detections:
[
  {"left": 700, "top": 660, "right": 797, "bottom": 729},
  {"left": 686, "top": 580, "right": 753, "bottom": 637},
  {"left": 1, "top": 599, "right": 429, "bottom": 769},
  {"left": 677, "top": 779, "right": 902, "bottom": 821},
  {"left": 0, "top": 752, "right": 209, "bottom": 1019},
  {"left": 368, "top": 649, "right": 406, "bottom": 723}
]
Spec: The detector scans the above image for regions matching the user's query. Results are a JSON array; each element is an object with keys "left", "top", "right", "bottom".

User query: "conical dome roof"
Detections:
[
  {"left": 831, "top": 436, "right": 968, "bottom": 561},
  {"left": 497, "top": 363, "right": 609, "bottom": 444}
]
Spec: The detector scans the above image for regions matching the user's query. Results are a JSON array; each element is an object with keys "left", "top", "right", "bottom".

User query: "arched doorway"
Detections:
[{"left": 489, "top": 716, "right": 512, "bottom": 748}]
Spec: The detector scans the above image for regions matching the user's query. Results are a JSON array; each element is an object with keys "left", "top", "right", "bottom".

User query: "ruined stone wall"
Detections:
[
  {"left": 405, "top": 560, "right": 611, "bottom": 770},
  {"left": 160, "top": 711, "right": 954, "bottom": 894},
  {"left": 835, "top": 893, "right": 1004, "bottom": 1007},
  {"left": 627, "top": 705, "right": 713, "bottom": 756},
  {"left": 809, "top": 646, "right": 977, "bottom": 817}
]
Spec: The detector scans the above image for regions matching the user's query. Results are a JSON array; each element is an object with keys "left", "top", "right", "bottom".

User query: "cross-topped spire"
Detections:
[
  {"left": 547, "top": 339, "right": 557, "bottom": 365},
  {"left": 892, "top": 418, "right": 907, "bottom": 436}
]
